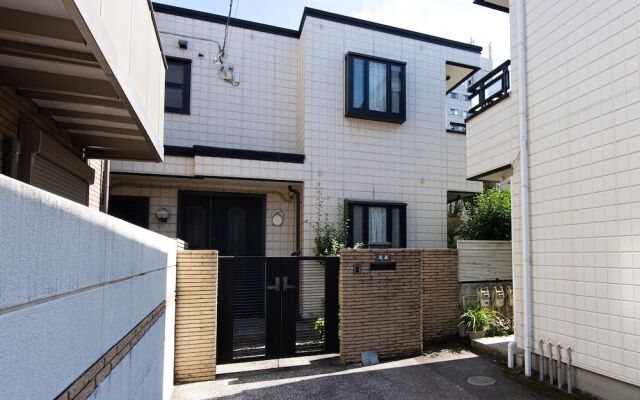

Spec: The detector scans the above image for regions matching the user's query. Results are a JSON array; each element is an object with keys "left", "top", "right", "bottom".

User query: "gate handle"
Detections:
[
  {"left": 283, "top": 276, "right": 296, "bottom": 292},
  {"left": 267, "top": 277, "right": 280, "bottom": 292}
]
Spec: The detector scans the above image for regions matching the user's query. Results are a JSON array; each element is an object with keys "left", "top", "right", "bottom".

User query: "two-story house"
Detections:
[
  {"left": 109, "top": 3, "right": 484, "bottom": 258},
  {"left": 466, "top": 1, "right": 640, "bottom": 398}
]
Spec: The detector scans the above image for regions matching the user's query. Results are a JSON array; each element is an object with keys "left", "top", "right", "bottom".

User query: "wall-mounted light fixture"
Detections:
[
  {"left": 271, "top": 210, "right": 284, "bottom": 226},
  {"left": 178, "top": 39, "right": 188, "bottom": 49},
  {"left": 156, "top": 208, "right": 170, "bottom": 223}
]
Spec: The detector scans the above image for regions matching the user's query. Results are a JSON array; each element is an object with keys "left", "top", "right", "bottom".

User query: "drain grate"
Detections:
[{"left": 466, "top": 376, "right": 496, "bottom": 386}]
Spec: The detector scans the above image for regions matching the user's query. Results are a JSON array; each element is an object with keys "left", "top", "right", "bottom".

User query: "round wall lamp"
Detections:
[
  {"left": 272, "top": 210, "right": 284, "bottom": 226},
  {"left": 156, "top": 208, "right": 170, "bottom": 223}
]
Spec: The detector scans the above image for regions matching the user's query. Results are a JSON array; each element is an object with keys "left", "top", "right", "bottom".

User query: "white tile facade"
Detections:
[
  {"left": 466, "top": 0, "right": 640, "bottom": 390},
  {"left": 113, "top": 8, "right": 483, "bottom": 255}
]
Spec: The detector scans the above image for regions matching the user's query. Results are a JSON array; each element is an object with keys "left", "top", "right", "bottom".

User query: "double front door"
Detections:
[{"left": 178, "top": 192, "right": 265, "bottom": 255}]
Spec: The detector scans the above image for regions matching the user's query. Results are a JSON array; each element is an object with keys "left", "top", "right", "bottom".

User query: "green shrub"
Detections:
[
  {"left": 490, "top": 314, "right": 514, "bottom": 336},
  {"left": 458, "top": 188, "right": 511, "bottom": 240},
  {"left": 458, "top": 305, "right": 496, "bottom": 332}
]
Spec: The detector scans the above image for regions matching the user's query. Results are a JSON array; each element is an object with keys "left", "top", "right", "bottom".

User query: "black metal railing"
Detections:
[{"left": 467, "top": 59, "right": 511, "bottom": 120}]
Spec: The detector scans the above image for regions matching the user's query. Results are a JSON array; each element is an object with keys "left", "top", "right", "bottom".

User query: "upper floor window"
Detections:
[
  {"left": 450, "top": 93, "right": 459, "bottom": 100},
  {"left": 463, "top": 95, "right": 470, "bottom": 101},
  {"left": 345, "top": 52, "right": 406, "bottom": 124},
  {"left": 449, "top": 108, "right": 460, "bottom": 116},
  {"left": 347, "top": 200, "right": 407, "bottom": 248},
  {"left": 165, "top": 58, "right": 191, "bottom": 114}
]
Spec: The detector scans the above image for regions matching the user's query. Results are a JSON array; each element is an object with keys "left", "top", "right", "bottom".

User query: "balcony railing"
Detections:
[
  {"left": 466, "top": 60, "right": 511, "bottom": 120},
  {"left": 447, "top": 122, "right": 466, "bottom": 134}
]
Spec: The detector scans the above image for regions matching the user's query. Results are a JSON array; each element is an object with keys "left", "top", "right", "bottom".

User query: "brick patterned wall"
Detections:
[
  {"left": 54, "top": 301, "right": 166, "bottom": 400},
  {"left": 339, "top": 249, "right": 423, "bottom": 363},
  {"left": 175, "top": 250, "right": 218, "bottom": 383},
  {"left": 421, "top": 249, "right": 459, "bottom": 342}
]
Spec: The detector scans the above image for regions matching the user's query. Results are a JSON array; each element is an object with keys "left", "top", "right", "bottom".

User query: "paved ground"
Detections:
[{"left": 172, "top": 344, "right": 579, "bottom": 400}]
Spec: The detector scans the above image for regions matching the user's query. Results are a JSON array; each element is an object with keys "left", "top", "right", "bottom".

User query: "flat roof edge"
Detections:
[{"left": 152, "top": 3, "right": 483, "bottom": 53}]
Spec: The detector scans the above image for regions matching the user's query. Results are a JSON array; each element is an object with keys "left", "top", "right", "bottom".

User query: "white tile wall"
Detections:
[
  {"left": 114, "top": 9, "right": 483, "bottom": 255},
  {"left": 156, "top": 12, "right": 299, "bottom": 153},
  {"left": 481, "top": 0, "right": 640, "bottom": 389},
  {"left": 110, "top": 179, "right": 297, "bottom": 257},
  {"left": 299, "top": 16, "right": 482, "bottom": 252}
]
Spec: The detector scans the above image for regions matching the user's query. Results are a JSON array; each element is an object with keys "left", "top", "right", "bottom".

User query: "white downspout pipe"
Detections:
[{"left": 515, "top": 0, "right": 533, "bottom": 378}]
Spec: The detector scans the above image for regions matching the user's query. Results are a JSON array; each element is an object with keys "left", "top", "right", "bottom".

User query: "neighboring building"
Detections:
[
  {"left": 466, "top": 0, "right": 640, "bottom": 398},
  {"left": 0, "top": 1, "right": 176, "bottom": 399},
  {"left": 447, "top": 56, "right": 493, "bottom": 134},
  {"left": 110, "top": 3, "right": 484, "bottom": 257}
]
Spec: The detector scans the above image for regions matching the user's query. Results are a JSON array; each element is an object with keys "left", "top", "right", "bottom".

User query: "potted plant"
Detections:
[{"left": 458, "top": 305, "right": 496, "bottom": 339}]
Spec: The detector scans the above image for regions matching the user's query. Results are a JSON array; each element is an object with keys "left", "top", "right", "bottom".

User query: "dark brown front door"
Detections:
[{"left": 178, "top": 192, "right": 265, "bottom": 255}]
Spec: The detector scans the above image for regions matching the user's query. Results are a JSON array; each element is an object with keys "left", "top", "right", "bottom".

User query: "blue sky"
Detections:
[{"left": 155, "top": 0, "right": 510, "bottom": 64}]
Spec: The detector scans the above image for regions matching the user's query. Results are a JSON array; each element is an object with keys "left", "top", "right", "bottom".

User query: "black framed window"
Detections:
[
  {"left": 346, "top": 200, "right": 407, "bottom": 248},
  {"left": 345, "top": 52, "right": 406, "bottom": 124},
  {"left": 165, "top": 58, "right": 191, "bottom": 114}
]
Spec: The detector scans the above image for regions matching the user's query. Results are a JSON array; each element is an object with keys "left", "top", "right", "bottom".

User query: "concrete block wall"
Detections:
[
  {"left": 0, "top": 174, "right": 177, "bottom": 400},
  {"left": 339, "top": 249, "right": 423, "bottom": 363},
  {"left": 421, "top": 249, "right": 460, "bottom": 342},
  {"left": 174, "top": 250, "right": 218, "bottom": 383}
]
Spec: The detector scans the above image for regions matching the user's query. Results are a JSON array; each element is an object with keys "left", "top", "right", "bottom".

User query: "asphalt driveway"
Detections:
[{"left": 172, "top": 345, "right": 579, "bottom": 400}]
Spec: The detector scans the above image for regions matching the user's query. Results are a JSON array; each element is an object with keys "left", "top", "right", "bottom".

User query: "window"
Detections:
[
  {"left": 346, "top": 201, "right": 406, "bottom": 248},
  {"left": 450, "top": 92, "right": 459, "bottom": 100},
  {"left": 345, "top": 52, "right": 406, "bottom": 123},
  {"left": 449, "top": 108, "right": 460, "bottom": 116},
  {"left": 165, "top": 58, "right": 191, "bottom": 114},
  {"left": 463, "top": 95, "right": 470, "bottom": 101},
  {"left": 462, "top": 111, "right": 470, "bottom": 118}
]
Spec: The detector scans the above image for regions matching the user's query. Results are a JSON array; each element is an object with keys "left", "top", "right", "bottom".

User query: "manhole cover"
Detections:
[{"left": 466, "top": 376, "right": 496, "bottom": 386}]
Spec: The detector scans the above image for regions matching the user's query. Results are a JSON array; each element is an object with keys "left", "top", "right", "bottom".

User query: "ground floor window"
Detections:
[{"left": 346, "top": 200, "right": 406, "bottom": 248}]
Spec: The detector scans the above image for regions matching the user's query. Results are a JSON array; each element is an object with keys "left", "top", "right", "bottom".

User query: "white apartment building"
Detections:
[
  {"left": 467, "top": 1, "right": 640, "bottom": 398},
  {"left": 109, "top": 3, "right": 484, "bottom": 257}
]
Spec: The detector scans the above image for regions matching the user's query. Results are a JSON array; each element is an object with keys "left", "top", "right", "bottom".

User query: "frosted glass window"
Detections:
[
  {"left": 391, "top": 208, "right": 401, "bottom": 248},
  {"left": 368, "top": 207, "right": 387, "bottom": 243},
  {"left": 352, "top": 206, "right": 364, "bottom": 245},
  {"left": 368, "top": 62, "right": 387, "bottom": 112},
  {"left": 391, "top": 65, "right": 402, "bottom": 114},
  {"left": 352, "top": 58, "right": 364, "bottom": 109}
]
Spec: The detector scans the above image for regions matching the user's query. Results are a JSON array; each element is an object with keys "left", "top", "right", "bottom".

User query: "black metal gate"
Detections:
[{"left": 217, "top": 256, "right": 339, "bottom": 364}]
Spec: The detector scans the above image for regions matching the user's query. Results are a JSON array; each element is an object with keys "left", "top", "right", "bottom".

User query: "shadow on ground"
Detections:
[{"left": 172, "top": 344, "right": 584, "bottom": 400}]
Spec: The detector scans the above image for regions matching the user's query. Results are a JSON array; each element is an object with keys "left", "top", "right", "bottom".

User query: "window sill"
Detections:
[{"left": 345, "top": 112, "right": 406, "bottom": 124}]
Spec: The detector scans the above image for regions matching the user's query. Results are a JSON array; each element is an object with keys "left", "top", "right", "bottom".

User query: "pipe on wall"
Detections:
[
  {"left": 101, "top": 160, "right": 110, "bottom": 213},
  {"left": 515, "top": 0, "right": 533, "bottom": 377},
  {"left": 288, "top": 186, "right": 301, "bottom": 256}
]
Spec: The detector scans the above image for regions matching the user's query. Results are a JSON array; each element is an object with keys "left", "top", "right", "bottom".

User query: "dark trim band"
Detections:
[
  {"left": 152, "top": 3, "right": 483, "bottom": 53},
  {"left": 111, "top": 171, "right": 304, "bottom": 185},
  {"left": 55, "top": 301, "right": 166, "bottom": 400},
  {"left": 164, "top": 145, "right": 305, "bottom": 164},
  {"left": 472, "top": 0, "right": 509, "bottom": 13},
  {"left": 152, "top": 3, "right": 299, "bottom": 37},
  {"left": 445, "top": 60, "right": 481, "bottom": 95},
  {"left": 467, "top": 164, "right": 512, "bottom": 182}
]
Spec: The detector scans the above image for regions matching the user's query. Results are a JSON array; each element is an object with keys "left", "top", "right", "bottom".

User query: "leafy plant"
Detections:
[
  {"left": 314, "top": 316, "right": 325, "bottom": 341},
  {"left": 458, "top": 188, "right": 511, "bottom": 241},
  {"left": 490, "top": 314, "right": 514, "bottom": 336},
  {"left": 312, "top": 180, "right": 352, "bottom": 256},
  {"left": 458, "top": 304, "right": 497, "bottom": 333}
]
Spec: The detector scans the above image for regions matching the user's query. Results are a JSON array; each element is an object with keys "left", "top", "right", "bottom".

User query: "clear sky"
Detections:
[{"left": 155, "top": 0, "right": 510, "bottom": 64}]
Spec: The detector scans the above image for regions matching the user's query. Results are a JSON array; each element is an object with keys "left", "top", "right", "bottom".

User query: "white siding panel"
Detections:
[{"left": 458, "top": 240, "right": 512, "bottom": 282}]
